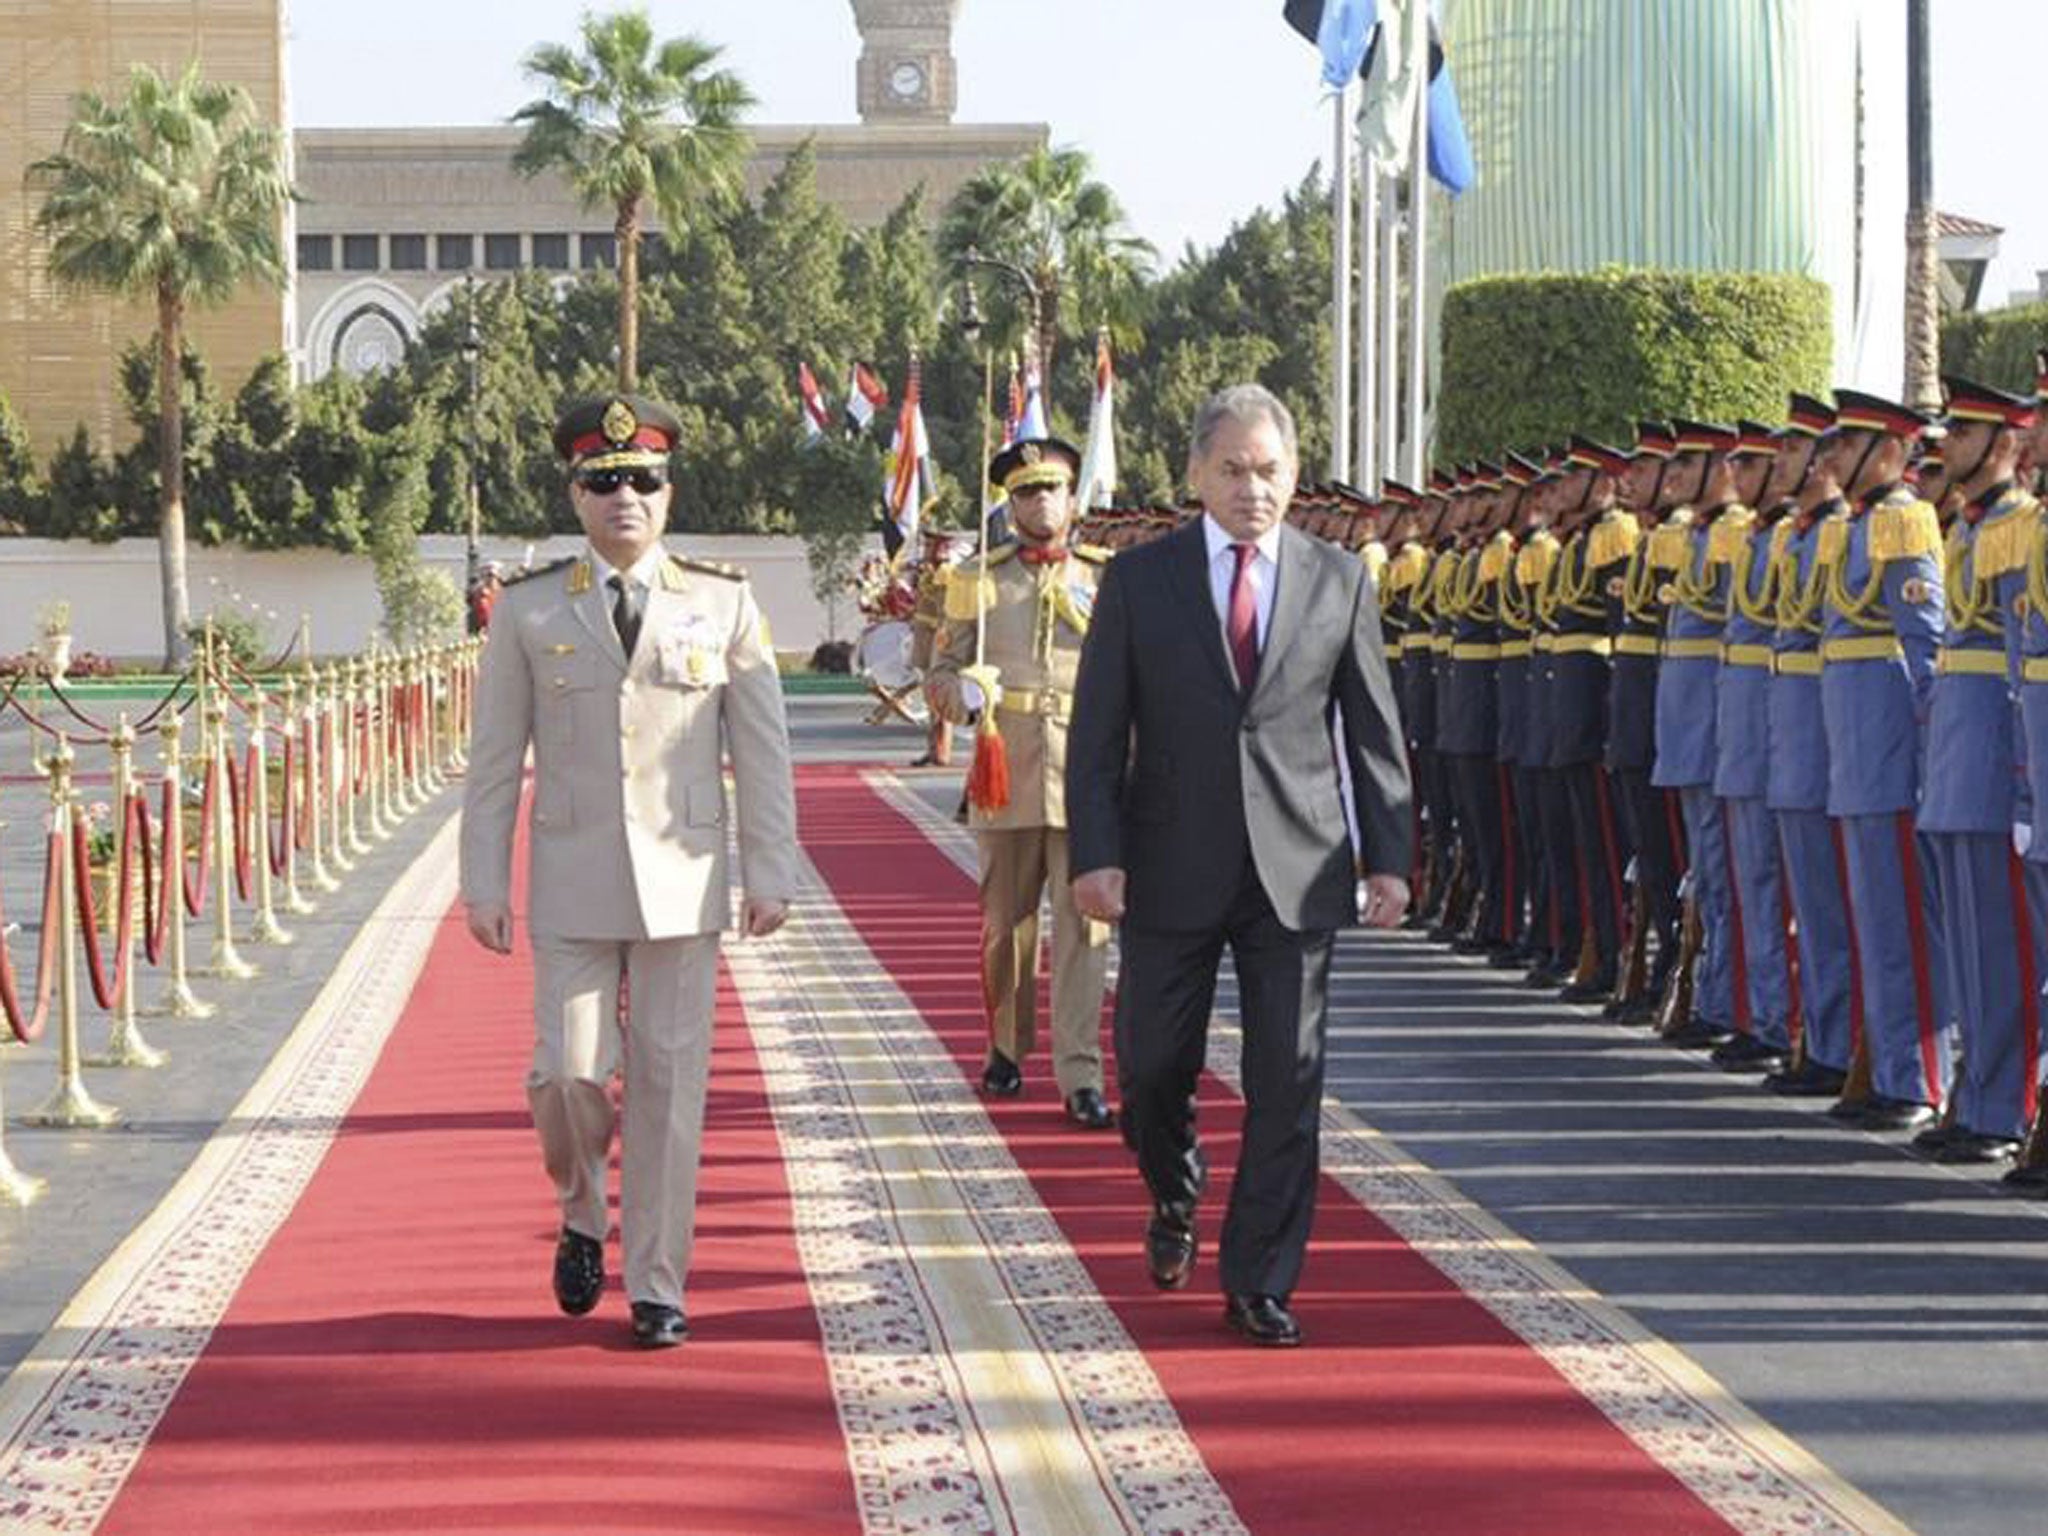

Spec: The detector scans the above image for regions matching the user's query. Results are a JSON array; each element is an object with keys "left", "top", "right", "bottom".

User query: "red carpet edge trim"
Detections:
[
  {"left": 866, "top": 767, "right": 1910, "bottom": 1536},
  {"left": 0, "top": 812, "right": 462, "bottom": 1530}
]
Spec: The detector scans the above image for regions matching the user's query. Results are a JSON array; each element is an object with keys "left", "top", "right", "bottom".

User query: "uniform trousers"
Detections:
[
  {"left": 1774, "top": 810, "right": 1858, "bottom": 1073},
  {"left": 1510, "top": 765, "right": 1549, "bottom": 954},
  {"left": 1419, "top": 749, "right": 1459, "bottom": 910},
  {"left": 1118, "top": 858, "right": 1332, "bottom": 1299},
  {"left": 1838, "top": 812, "right": 1952, "bottom": 1107},
  {"left": 976, "top": 826, "right": 1109, "bottom": 1094},
  {"left": 2026, "top": 861, "right": 2048, "bottom": 1101},
  {"left": 528, "top": 930, "right": 719, "bottom": 1309},
  {"left": 1534, "top": 769, "right": 1581, "bottom": 968},
  {"left": 1449, "top": 753, "right": 1508, "bottom": 945},
  {"left": 1723, "top": 796, "right": 1792, "bottom": 1049},
  {"left": 1563, "top": 764, "right": 1628, "bottom": 979},
  {"left": 1612, "top": 769, "right": 1685, "bottom": 985},
  {"left": 1678, "top": 785, "right": 1738, "bottom": 1029},
  {"left": 1923, "top": 834, "right": 2040, "bottom": 1138}
]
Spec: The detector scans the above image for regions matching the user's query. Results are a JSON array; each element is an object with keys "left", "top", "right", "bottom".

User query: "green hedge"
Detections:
[
  {"left": 1437, "top": 268, "right": 1833, "bottom": 465},
  {"left": 1940, "top": 300, "right": 2048, "bottom": 394}
]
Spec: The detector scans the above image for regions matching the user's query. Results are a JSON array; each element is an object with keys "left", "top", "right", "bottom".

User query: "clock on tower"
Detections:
[{"left": 850, "top": 0, "right": 961, "bottom": 123}]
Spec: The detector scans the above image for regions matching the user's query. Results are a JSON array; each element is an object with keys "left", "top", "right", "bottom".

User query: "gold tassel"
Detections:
[
  {"left": 1478, "top": 531, "right": 1513, "bottom": 582},
  {"left": 1587, "top": 510, "right": 1641, "bottom": 571},
  {"left": 966, "top": 714, "right": 1011, "bottom": 812},
  {"left": 1971, "top": 498, "right": 2043, "bottom": 580},
  {"left": 1868, "top": 497, "right": 1941, "bottom": 563},
  {"left": 1817, "top": 514, "right": 1850, "bottom": 570},
  {"left": 1708, "top": 507, "right": 1756, "bottom": 566}
]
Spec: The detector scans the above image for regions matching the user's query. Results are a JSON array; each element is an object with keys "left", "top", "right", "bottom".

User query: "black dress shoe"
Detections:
[
  {"left": 553, "top": 1227, "right": 604, "bottom": 1316},
  {"left": 1064, "top": 1087, "right": 1116, "bottom": 1130},
  {"left": 1933, "top": 1131, "right": 2021, "bottom": 1165},
  {"left": 1709, "top": 1034, "right": 1787, "bottom": 1072},
  {"left": 1145, "top": 1208, "right": 1197, "bottom": 1290},
  {"left": 630, "top": 1301, "right": 688, "bottom": 1348},
  {"left": 1451, "top": 934, "right": 1494, "bottom": 956},
  {"left": 1663, "top": 1017, "right": 1732, "bottom": 1050},
  {"left": 2000, "top": 1163, "right": 2048, "bottom": 1194},
  {"left": 1764, "top": 1061, "right": 1848, "bottom": 1097},
  {"left": 1559, "top": 971, "right": 1618, "bottom": 1004},
  {"left": 1486, "top": 944, "right": 1529, "bottom": 969},
  {"left": 980, "top": 1051, "right": 1022, "bottom": 1098},
  {"left": 1525, "top": 963, "right": 1570, "bottom": 989},
  {"left": 1844, "top": 1096, "right": 1938, "bottom": 1132},
  {"left": 1223, "top": 1293, "right": 1302, "bottom": 1348}
]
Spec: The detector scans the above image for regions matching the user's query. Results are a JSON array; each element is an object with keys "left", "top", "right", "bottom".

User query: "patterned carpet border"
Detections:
[
  {"left": 870, "top": 768, "right": 1909, "bottom": 1536},
  {"left": 0, "top": 813, "right": 461, "bottom": 1533}
]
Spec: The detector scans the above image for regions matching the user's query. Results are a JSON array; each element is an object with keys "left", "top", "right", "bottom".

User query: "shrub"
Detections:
[
  {"left": 1940, "top": 300, "right": 2048, "bottom": 394},
  {"left": 1437, "top": 268, "right": 1833, "bottom": 464}
]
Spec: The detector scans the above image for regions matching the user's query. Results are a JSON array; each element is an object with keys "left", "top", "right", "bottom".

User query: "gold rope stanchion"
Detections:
[
  {"left": 277, "top": 674, "right": 316, "bottom": 915},
  {"left": 389, "top": 650, "right": 415, "bottom": 815},
  {"left": 323, "top": 665, "right": 355, "bottom": 874},
  {"left": 86, "top": 717, "right": 166, "bottom": 1068},
  {"left": 0, "top": 815, "right": 49, "bottom": 1204},
  {"left": 342, "top": 658, "right": 370, "bottom": 856},
  {"left": 395, "top": 651, "right": 423, "bottom": 813},
  {"left": 362, "top": 646, "right": 393, "bottom": 840},
  {"left": 246, "top": 687, "right": 292, "bottom": 945},
  {"left": 149, "top": 711, "right": 213, "bottom": 1019},
  {"left": 301, "top": 657, "right": 338, "bottom": 893},
  {"left": 200, "top": 688, "right": 256, "bottom": 981},
  {"left": 24, "top": 737, "right": 121, "bottom": 1128}
]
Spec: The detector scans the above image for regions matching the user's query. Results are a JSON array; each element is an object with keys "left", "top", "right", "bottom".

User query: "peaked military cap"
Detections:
[
  {"left": 1832, "top": 390, "right": 1929, "bottom": 438},
  {"left": 1501, "top": 452, "right": 1543, "bottom": 488},
  {"left": 1940, "top": 376, "right": 2038, "bottom": 431},
  {"left": 1633, "top": 421, "right": 1676, "bottom": 459},
  {"left": 553, "top": 393, "right": 683, "bottom": 469},
  {"left": 1381, "top": 478, "right": 1422, "bottom": 509},
  {"left": 1671, "top": 419, "right": 1739, "bottom": 454},
  {"left": 990, "top": 435, "right": 1082, "bottom": 494},
  {"left": 1566, "top": 435, "right": 1630, "bottom": 475},
  {"left": 1734, "top": 421, "right": 1779, "bottom": 456},
  {"left": 1784, "top": 393, "right": 1836, "bottom": 437}
]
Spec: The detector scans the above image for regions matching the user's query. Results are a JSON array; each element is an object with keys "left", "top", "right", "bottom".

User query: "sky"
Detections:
[{"left": 288, "top": 0, "right": 2048, "bottom": 304}]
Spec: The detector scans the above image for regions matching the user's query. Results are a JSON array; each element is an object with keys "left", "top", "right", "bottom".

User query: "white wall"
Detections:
[{"left": 0, "top": 534, "right": 875, "bottom": 662}]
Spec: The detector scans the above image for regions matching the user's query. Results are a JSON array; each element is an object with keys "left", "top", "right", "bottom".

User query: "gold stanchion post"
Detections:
[
  {"left": 246, "top": 688, "right": 291, "bottom": 945},
  {"left": 343, "top": 659, "right": 369, "bottom": 855},
  {"left": 200, "top": 689, "right": 256, "bottom": 980},
  {"left": 323, "top": 666, "right": 355, "bottom": 874},
  {"left": 302, "top": 658, "right": 338, "bottom": 893},
  {"left": 149, "top": 712, "right": 213, "bottom": 1019},
  {"left": 277, "top": 674, "right": 316, "bottom": 915},
  {"left": 87, "top": 717, "right": 166, "bottom": 1068},
  {"left": 25, "top": 737, "right": 121, "bottom": 1127}
]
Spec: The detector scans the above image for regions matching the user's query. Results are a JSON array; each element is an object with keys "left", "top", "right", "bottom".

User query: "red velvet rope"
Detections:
[
  {"left": 227, "top": 745, "right": 255, "bottom": 902},
  {"left": 148, "top": 778, "right": 175, "bottom": 961},
  {"left": 73, "top": 794, "right": 148, "bottom": 1012},
  {"left": 182, "top": 757, "right": 215, "bottom": 917},
  {"left": 0, "top": 831, "right": 64, "bottom": 1043},
  {"left": 270, "top": 735, "right": 295, "bottom": 877}
]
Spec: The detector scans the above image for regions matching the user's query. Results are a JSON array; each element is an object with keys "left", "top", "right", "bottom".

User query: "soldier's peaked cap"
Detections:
[
  {"left": 1832, "top": 390, "right": 1928, "bottom": 437},
  {"left": 1940, "top": 376, "right": 2038, "bottom": 431},
  {"left": 553, "top": 393, "right": 682, "bottom": 468},
  {"left": 990, "top": 435, "right": 1082, "bottom": 493}
]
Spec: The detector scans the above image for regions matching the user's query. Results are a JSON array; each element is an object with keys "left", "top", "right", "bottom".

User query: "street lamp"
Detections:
[
  {"left": 958, "top": 244, "right": 1045, "bottom": 379},
  {"left": 460, "top": 284, "right": 483, "bottom": 604}
]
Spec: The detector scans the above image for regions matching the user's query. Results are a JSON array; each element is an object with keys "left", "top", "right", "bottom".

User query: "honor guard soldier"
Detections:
[
  {"left": 1653, "top": 421, "right": 1746, "bottom": 1050},
  {"left": 1817, "top": 390, "right": 1951, "bottom": 1131},
  {"left": 1607, "top": 424, "right": 1689, "bottom": 1021},
  {"left": 1379, "top": 482, "right": 1435, "bottom": 901},
  {"left": 461, "top": 393, "right": 800, "bottom": 1348},
  {"left": 1521, "top": 452, "right": 1585, "bottom": 988},
  {"left": 926, "top": 436, "right": 1116, "bottom": 1129},
  {"left": 1492, "top": 465, "right": 1547, "bottom": 968},
  {"left": 1441, "top": 464, "right": 1514, "bottom": 954},
  {"left": 1406, "top": 477, "right": 1462, "bottom": 928},
  {"left": 2002, "top": 352, "right": 2048, "bottom": 1193},
  {"left": 1910, "top": 379, "right": 2043, "bottom": 1162},
  {"left": 1547, "top": 438, "right": 1635, "bottom": 1003},
  {"left": 1706, "top": 423, "right": 1796, "bottom": 1071},
  {"left": 908, "top": 529, "right": 970, "bottom": 767},
  {"left": 1762, "top": 395, "right": 1860, "bottom": 1097}
]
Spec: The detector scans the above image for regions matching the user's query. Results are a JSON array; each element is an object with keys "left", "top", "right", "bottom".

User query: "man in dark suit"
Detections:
[{"left": 1067, "top": 384, "right": 1413, "bottom": 1348}]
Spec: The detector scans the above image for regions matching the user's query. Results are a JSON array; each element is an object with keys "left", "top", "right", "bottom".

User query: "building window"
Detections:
[
  {"left": 580, "top": 233, "right": 616, "bottom": 269},
  {"left": 388, "top": 233, "right": 427, "bottom": 271},
  {"left": 297, "top": 234, "right": 334, "bottom": 272},
  {"left": 342, "top": 234, "right": 380, "bottom": 272},
  {"left": 436, "top": 233, "right": 474, "bottom": 271},
  {"left": 484, "top": 233, "right": 522, "bottom": 271},
  {"left": 531, "top": 233, "right": 570, "bottom": 270}
]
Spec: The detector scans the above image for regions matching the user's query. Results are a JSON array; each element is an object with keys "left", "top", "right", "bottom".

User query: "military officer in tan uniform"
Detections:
[
  {"left": 927, "top": 436, "right": 1116, "bottom": 1129},
  {"left": 461, "top": 393, "right": 799, "bottom": 1349}
]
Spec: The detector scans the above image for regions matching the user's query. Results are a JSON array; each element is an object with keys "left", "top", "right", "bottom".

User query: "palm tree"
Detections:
[
  {"left": 31, "top": 61, "right": 293, "bottom": 667},
  {"left": 513, "top": 8, "right": 754, "bottom": 392},
  {"left": 938, "top": 146, "right": 1155, "bottom": 384}
]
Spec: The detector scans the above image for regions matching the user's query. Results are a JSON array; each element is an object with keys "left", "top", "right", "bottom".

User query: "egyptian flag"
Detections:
[
  {"left": 797, "top": 362, "right": 832, "bottom": 444},
  {"left": 1077, "top": 332, "right": 1118, "bottom": 510},
  {"left": 883, "top": 362, "right": 932, "bottom": 555},
  {"left": 845, "top": 361, "right": 889, "bottom": 435}
]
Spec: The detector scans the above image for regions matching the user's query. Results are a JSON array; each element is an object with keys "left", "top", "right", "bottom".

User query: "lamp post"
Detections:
[
  {"left": 958, "top": 244, "right": 1045, "bottom": 388},
  {"left": 460, "top": 284, "right": 483, "bottom": 602},
  {"left": 956, "top": 270, "right": 989, "bottom": 517}
]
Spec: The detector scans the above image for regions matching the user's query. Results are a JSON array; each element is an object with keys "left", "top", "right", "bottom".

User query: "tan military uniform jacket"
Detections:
[
  {"left": 460, "top": 549, "right": 799, "bottom": 940},
  {"left": 927, "top": 543, "right": 1106, "bottom": 831}
]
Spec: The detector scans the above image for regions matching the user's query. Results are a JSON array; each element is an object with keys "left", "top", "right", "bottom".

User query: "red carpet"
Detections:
[
  {"left": 796, "top": 766, "right": 1737, "bottom": 1536},
  {"left": 97, "top": 835, "right": 859, "bottom": 1534}
]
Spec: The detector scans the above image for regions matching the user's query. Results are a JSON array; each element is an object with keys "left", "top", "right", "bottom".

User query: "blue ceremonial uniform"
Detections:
[
  {"left": 1443, "top": 537, "right": 1510, "bottom": 947},
  {"left": 1549, "top": 524, "right": 1629, "bottom": 987},
  {"left": 1766, "top": 506, "right": 1858, "bottom": 1076},
  {"left": 1403, "top": 548, "right": 1458, "bottom": 916},
  {"left": 1925, "top": 482, "right": 2043, "bottom": 1140},
  {"left": 1495, "top": 541, "right": 1541, "bottom": 955},
  {"left": 1654, "top": 510, "right": 1741, "bottom": 1032},
  {"left": 1997, "top": 489, "right": 2048, "bottom": 1137},
  {"left": 1820, "top": 484, "right": 1952, "bottom": 1108},
  {"left": 1527, "top": 535, "right": 1582, "bottom": 974},
  {"left": 1714, "top": 510, "right": 1792, "bottom": 1051},
  {"left": 1606, "top": 518, "right": 1684, "bottom": 1007}
]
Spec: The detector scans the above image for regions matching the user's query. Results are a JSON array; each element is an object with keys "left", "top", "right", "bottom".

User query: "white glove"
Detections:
[{"left": 2016, "top": 823, "right": 2034, "bottom": 858}]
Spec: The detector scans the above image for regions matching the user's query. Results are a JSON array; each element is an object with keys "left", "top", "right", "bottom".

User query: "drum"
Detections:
[{"left": 855, "top": 619, "right": 920, "bottom": 692}]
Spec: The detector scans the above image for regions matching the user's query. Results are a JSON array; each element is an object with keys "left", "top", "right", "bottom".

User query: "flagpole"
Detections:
[
  {"left": 974, "top": 343, "right": 993, "bottom": 671},
  {"left": 1330, "top": 77, "right": 1355, "bottom": 483},
  {"left": 1378, "top": 170, "right": 1399, "bottom": 487},
  {"left": 1404, "top": 1, "right": 1430, "bottom": 487},
  {"left": 1358, "top": 149, "right": 1379, "bottom": 488}
]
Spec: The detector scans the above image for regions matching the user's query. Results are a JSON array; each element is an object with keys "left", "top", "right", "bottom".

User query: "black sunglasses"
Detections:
[{"left": 575, "top": 466, "right": 668, "bottom": 495}]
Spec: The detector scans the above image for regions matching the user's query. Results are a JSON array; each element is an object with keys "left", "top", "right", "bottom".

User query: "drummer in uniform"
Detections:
[
  {"left": 908, "top": 528, "right": 967, "bottom": 767},
  {"left": 926, "top": 437, "right": 1116, "bottom": 1129}
]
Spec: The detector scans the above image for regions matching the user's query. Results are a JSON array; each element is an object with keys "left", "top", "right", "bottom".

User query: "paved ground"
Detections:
[{"left": 5, "top": 699, "right": 2047, "bottom": 1535}]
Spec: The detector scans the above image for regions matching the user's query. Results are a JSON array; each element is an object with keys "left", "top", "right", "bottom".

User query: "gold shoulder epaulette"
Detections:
[
  {"left": 1708, "top": 506, "right": 1757, "bottom": 566},
  {"left": 1768, "top": 518, "right": 1797, "bottom": 565},
  {"left": 1867, "top": 497, "right": 1941, "bottom": 564},
  {"left": 673, "top": 554, "right": 745, "bottom": 582},
  {"left": 1969, "top": 490, "right": 2042, "bottom": 580},
  {"left": 1515, "top": 535, "right": 1557, "bottom": 586},
  {"left": 1363, "top": 541, "right": 1389, "bottom": 585},
  {"left": 1072, "top": 543, "right": 1111, "bottom": 565},
  {"left": 1816, "top": 512, "right": 1850, "bottom": 570},
  {"left": 1647, "top": 522, "right": 1691, "bottom": 572},
  {"left": 1388, "top": 541, "right": 1430, "bottom": 591},
  {"left": 1586, "top": 509, "right": 1641, "bottom": 570},
  {"left": 943, "top": 561, "right": 998, "bottom": 621},
  {"left": 501, "top": 556, "right": 575, "bottom": 589},
  {"left": 1478, "top": 530, "right": 1513, "bottom": 582}
]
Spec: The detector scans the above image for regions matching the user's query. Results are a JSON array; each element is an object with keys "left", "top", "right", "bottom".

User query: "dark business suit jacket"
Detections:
[{"left": 1067, "top": 518, "right": 1414, "bottom": 932}]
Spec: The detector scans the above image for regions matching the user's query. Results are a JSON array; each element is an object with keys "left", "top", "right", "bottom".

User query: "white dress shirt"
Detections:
[
  {"left": 1202, "top": 514, "right": 1281, "bottom": 651},
  {"left": 587, "top": 544, "right": 667, "bottom": 596}
]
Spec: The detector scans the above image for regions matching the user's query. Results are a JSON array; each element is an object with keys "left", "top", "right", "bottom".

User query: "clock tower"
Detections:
[{"left": 851, "top": 0, "right": 962, "bottom": 123}]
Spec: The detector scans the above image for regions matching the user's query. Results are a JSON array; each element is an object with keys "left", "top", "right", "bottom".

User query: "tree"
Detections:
[
  {"left": 937, "top": 146, "right": 1155, "bottom": 387},
  {"left": 512, "top": 7, "right": 754, "bottom": 391},
  {"left": 30, "top": 61, "right": 294, "bottom": 666},
  {"left": 0, "top": 393, "right": 45, "bottom": 535}
]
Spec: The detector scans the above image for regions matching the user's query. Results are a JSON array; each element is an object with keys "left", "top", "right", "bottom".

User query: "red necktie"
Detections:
[
  {"left": 1227, "top": 542, "right": 1260, "bottom": 691},
  {"left": 1018, "top": 545, "right": 1069, "bottom": 566}
]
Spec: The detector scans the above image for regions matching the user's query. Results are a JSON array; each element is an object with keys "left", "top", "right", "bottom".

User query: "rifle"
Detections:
[{"left": 1653, "top": 882, "right": 1702, "bottom": 1038}]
